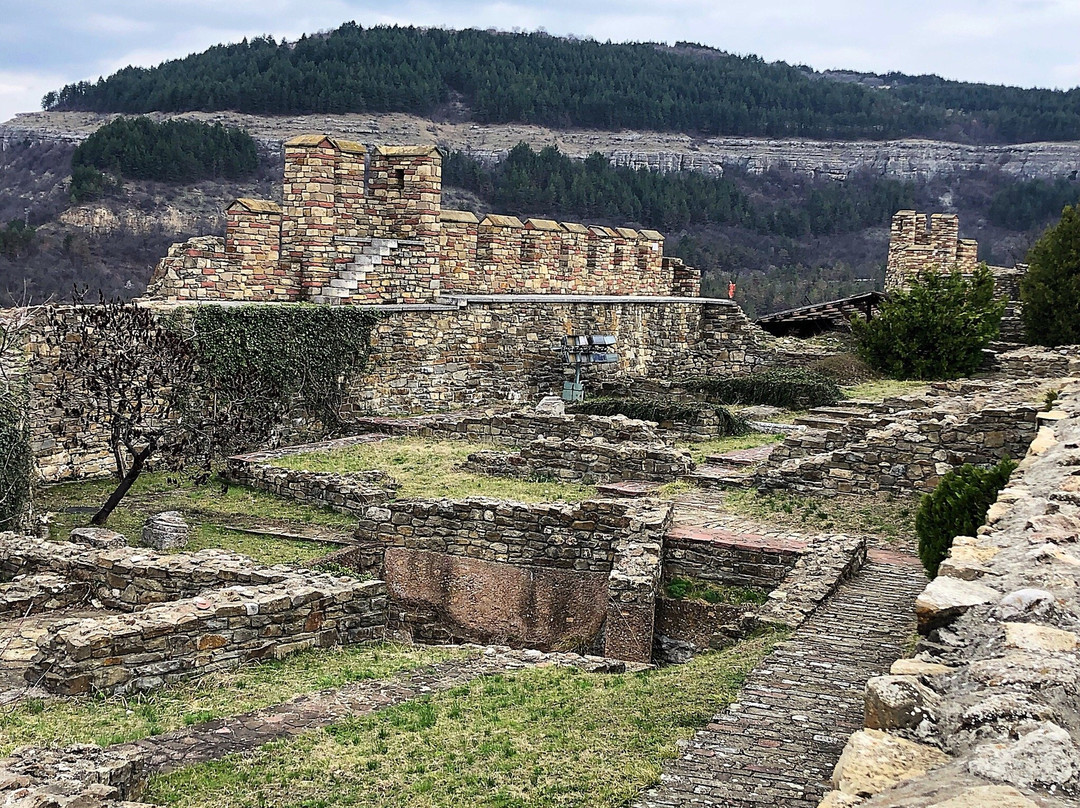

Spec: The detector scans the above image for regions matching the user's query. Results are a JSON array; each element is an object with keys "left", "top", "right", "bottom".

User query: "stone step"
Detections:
[
  {"left": 807, "top": 406, "right": 871, "bottom": 418},
  {"left": 595, "top": 480, "right": 664, "bottom": 498},
  {"left": 702, "top": 443, "right": 779, "bottom": 468},
  {"left": 683, "top": 465, "right": 755, "bottom": 489},
  {"left": 792, "top": 414, "right": 850, "bottom": 430}
]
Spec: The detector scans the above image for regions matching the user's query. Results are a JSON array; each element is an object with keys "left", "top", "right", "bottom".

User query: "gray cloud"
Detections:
[{"left": 1, "top": 0, "right": 1078, "bottom": 123}]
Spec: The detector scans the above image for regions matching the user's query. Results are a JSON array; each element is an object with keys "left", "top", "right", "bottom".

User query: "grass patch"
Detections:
[
  {"left": 682, "top": 432, "right": 785, "bottom": 464},
  {"left": 146, "top": 631, "right": 782, "bottom": 808},
  {"left": 842, "top": 379, "right": 929, "bottom": 402},
  {"left": 664, "top": 577, "right": 768, "bottom": 605},
  {"left": 274, "top": 438, "right": 596, "bottom": 503},
  {"left": 36, "top": 472, "right": 351, "bottom": 565},
  {"left": 0, "top": 643, "right": 466, "bottom": 754},
  {"left": 723, "top": 489, "right": 917, "bottom": 542}
]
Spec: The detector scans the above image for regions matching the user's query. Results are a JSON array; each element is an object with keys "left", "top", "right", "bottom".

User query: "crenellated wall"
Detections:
[{"left": 146, "top": 134, "right": 699, "bottom": 304}]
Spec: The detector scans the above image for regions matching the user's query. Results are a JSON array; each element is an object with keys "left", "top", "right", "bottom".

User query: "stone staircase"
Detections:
[
  {"left": 633, "top": 555, "right": 926, "bottom": 808},
  {"left": 684, "top": 443, "right": 778, "bottom": 489}
]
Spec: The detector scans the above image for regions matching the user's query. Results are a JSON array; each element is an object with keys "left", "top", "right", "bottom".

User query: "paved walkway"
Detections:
[
  {"left": 633, "top": 557, "right": 925, "bottom": 808},
  {"left": 122, "top": 649, "right": 640, "bottom": 774}
]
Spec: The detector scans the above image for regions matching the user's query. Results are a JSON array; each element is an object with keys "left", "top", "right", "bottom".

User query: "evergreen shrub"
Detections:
[
  {"left": 915, "top": 458, "right": 1017, "bottom": 578},
  {"left": 685, "top": 367, "right": 840, "bottom": 410},
  {"left": 853, "top": 267, "right": 1003, "bottom": 380}
]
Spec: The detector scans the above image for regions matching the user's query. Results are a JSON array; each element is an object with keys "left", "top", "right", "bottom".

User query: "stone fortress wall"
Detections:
[
  {"left": 884, "top": 210, "right": 1026, "bottom": 339},
  {"left": 146, "top": 135, "right": 699, "bottom": 304}
]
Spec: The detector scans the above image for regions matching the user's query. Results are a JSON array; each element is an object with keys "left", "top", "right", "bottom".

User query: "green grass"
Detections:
[
  {"left": 722, "top": 489, "right": 917, "bottom": 542},
  {"left": 682, "top": 432, "right": 784, "bottom": 464},
  {"left": 273, "top": 438, "right": 597, "bottom": 503},
  {"left": 36, "top": 472, "right": 354, "bottom": 565},
  {"left": 664, "top": 578, "right": 769, "bottom": 605},
  {"left": 0, "top": 643, "right": 467, "bottom": 754},
  {"left": 145, "top": 631, "right": 782, "bottom": 808},
  {"left": 842, "top": 379, "right": 930, "bottom": 402}
]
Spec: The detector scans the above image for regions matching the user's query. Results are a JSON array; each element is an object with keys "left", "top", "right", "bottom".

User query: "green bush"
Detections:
[
  {"left": 0, "top": 392, "right": 32, "bottom": 532},
  {"left": 571, "top": 396, "right": 749, "bottom": 435},
  {"left": 915, "top": 458, "right": 1017, "bottom": 578},
  {"left": 853, "top": 266, "right": 1004, "bottom": 380},
  {"left": 685, "top": 367, "right": 840, "bottom": 410},
  {"left": 1021, "top": 204, "right": 1080, "bottom": 346}
]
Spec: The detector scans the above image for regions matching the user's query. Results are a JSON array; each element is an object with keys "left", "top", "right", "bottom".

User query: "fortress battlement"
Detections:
[{"left": 146, "top": 135, "right": 700, "bottom": 304}]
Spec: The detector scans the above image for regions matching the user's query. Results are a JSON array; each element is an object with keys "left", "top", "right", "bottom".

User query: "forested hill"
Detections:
[{"left": 42, "top": 24, "right": 1080, "bottom": 144}]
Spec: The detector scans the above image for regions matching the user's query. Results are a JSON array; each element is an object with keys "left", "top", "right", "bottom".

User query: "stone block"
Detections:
[
  {"left": 832, "top": 729, "right": 950, "bottom": 798},
  {"left": 915, "top": 577, "right": 998, "bottom": 634}
]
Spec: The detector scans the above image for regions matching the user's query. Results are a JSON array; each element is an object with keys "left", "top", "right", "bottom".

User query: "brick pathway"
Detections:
[
  {"left": 123, "top": 648, "right": 642, "bottom": 775},
  {"left": 633, "top": 558, "right": 925, "bottom": 808}
]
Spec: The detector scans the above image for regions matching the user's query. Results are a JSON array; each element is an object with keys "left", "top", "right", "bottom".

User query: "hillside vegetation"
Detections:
[
  {"left": 42, "top": 24, "right": 1080, "bottom": 144},
  {"left": 71, "top": 117, "right": 259, "bottom": 201}
]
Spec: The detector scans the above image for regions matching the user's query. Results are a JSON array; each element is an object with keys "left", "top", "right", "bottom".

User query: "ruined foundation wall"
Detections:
[
  {"left": 23, "top": 296, "right": 767, "bottom": 483},
  {"left": 355, "top": 498, "right": 671, "bottom": 661}
]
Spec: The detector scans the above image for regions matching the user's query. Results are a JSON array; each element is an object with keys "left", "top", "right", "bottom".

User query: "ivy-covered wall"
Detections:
[
  {"left": 23, "top": 297, "right": 767, "bottom": 482},
  {"left": 25, "top": 304, "right": 380, "bottom": 481}
]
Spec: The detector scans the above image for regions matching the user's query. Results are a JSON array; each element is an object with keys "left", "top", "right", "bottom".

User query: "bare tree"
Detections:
[
  {"left": 47, "top": 296, "right": 195, "bottom": 525},
  {"left": 0, "top": 306, "right": 34, "bottom": 531}
]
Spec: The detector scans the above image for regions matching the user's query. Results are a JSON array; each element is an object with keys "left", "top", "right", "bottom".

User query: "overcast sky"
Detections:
[{"left": 2, "top": 0, "right": 1079, "bottom": 124}]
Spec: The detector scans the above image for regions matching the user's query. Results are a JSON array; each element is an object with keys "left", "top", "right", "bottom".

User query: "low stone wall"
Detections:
[
  {"left": 226, "top": 437, "right": 396, "bottom": 517},
  {"left": 350, "top": 409, "right": 666, "bottom": 446},
  {"left": 757, "top": 533, "right": 868, "bottom": 629},
  {"left": 0, "top": 535, "right": 292, "bottom": 611},
  {"left": 817, "top": 388, "right": 1080, "bottom": 808},
  {"left": 356, "top": 498, "right": 643, "bottom": 573},
  {"left": 992, "top": 345, "right": 1080, "bottom": 379},
  {"left": 758, "top": 400, "right": 1040, "bottom": 496},
  {"left": 27, "top": 576, "right": 387, "bottom": 695},
  {"left": 654, "top": 597, "right": 757, "bottom": 664},
  {"left": 0, "top": 744, "right": 155, "bottom": 808},
  {"left": 356, "top": 497, "right": 672, "bottom": 662},
  {"left": 663, "top": 529, "right": 803, "bottom": 590},
  {"left": 467, "top": 437, "right": 694, "bottom": 484}
]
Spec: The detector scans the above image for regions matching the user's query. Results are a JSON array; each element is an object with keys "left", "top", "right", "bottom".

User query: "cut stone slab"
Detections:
[
  {"left": 141, "top": 511, "right": 190, "bottom": 551},
  {"left": 915, "top": 577, "right": 998, "bottom": 634},
  {"left": 864, "top": 675, "right": 940, "bottom": 731},
  {"left": 832, "top": 729, "right": 950, "bottom": 798},
  {"left": 1003, "top": 621, "right": 1079, "bottom": 653},
  {"left": 926, "top": 785, "right": 1042, "bottom": 808},
  {"left": 534, "top": 395, "right": 565, "bottom": 416},
  {"left": 889, "top": 659, "right": 957, "bottom": 677},
  {"left": 68, "top": 526, "right": 128, "bottom": 549}
]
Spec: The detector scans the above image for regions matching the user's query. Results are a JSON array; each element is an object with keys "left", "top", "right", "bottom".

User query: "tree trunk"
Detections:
[{"left": 91, "top": 445, "right": 152, "bottom": 526}]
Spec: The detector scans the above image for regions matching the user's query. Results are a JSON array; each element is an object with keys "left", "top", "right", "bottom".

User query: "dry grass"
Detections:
[
  {"left": 273, "top": 438, "right": 597, "bottom": 503},
  {"left": 681, "top": 432, "right": 785, "bottom": 465},
  {"left": 842, "top": 379, "right": 930, "bottom": 402},
  {"left": 146, "top": 631, "right": 782, "bottom": 808}
]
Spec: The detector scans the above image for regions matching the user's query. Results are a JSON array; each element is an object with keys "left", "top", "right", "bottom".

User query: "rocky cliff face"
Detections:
[{"left": 6, "top": 110, "right": 1080, "bottom": 182}]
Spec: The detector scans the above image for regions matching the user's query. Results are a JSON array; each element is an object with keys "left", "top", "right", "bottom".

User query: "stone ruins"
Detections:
[{"left": 1, "top": 136, "right": 1077, "bottom": 808}]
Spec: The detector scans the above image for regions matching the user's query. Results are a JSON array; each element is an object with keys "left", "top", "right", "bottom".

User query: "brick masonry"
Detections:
[
  {"left": 145, "top": 135, "right": 702, "bottom": 304},
  {"left": 354, "top": 497, "right": 673, "bottom": 662}
]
